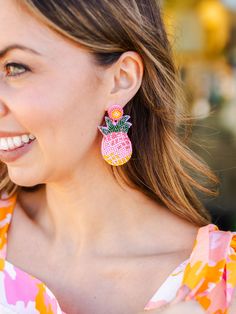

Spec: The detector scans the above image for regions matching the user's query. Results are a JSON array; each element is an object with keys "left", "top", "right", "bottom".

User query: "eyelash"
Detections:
[{"left": 3, "top": 62, "right": 30, "bottom": 78}]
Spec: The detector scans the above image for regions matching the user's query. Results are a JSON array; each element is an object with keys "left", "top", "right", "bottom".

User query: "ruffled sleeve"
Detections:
[{"left": 175, "top": 224, "right": 236, "bottom": 314}]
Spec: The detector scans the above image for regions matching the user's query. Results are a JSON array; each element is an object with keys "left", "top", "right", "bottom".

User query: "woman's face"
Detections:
[{"left": 0, "top": 0, "right": 111, "bottom": 186}]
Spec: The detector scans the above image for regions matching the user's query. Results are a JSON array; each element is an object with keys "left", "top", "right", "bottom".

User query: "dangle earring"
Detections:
[{"left": 98, "top": 104, "right": 132, "bottom": 166}]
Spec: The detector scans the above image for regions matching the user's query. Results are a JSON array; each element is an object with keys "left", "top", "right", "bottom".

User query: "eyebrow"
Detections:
[{"left": 0, "top": 44, "right": 42, "bottom": 59}]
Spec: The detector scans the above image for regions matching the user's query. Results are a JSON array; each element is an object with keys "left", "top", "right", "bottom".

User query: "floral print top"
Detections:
[{"left": 0, "top": 193, "right": 235, "bottom": 313}]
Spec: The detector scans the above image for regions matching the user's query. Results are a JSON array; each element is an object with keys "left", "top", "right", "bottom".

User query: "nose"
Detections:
[{"left": 0, "top": 102, "right": 8, "bottom": 118}]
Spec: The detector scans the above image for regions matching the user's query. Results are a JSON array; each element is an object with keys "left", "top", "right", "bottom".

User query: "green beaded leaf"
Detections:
[
  {"left": 116, "top": 115, "right": 131, "bottom": 128},
  {"left": 105, "top": 116, "right": 116, "bottom": 132},
  {"left": 98, "top": 126, "right": 110, "bottom": 135},
  {"left": 98, "top": 115, "right": 132, "bottom": 135},
  {"left": 120, "top": 122, "right": 132, "bottom": 133}
]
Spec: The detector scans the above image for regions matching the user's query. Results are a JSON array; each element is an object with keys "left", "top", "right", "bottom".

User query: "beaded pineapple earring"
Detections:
[{"left": 98, "top": 104, "right": 132, "bottom": 166}]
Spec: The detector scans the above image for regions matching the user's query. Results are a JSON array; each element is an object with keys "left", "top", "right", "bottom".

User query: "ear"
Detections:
[{"left": 107, "top": 51, "right": 144, "bottom": 109}]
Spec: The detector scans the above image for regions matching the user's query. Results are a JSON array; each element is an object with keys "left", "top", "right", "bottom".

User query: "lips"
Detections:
[
  {"left": 0, "top": 138, "right": 36, "bottom": 163},
  {"left": 0, "top": 134, "right": 35, "bottom": 151}
]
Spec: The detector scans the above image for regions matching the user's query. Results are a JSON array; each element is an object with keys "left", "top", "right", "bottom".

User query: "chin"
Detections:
[{"left": 7, "top": 167, "right": 44, "bottom": 188}]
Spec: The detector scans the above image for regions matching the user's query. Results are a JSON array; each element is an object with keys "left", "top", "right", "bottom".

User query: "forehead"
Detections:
[{"left": 0, "top": 0, "right": 76, "bottom": 58}]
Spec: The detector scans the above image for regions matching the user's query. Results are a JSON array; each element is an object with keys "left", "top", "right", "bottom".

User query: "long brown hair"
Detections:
[{"left": 2, "top": 0, "right": 218, "bottom": 225}]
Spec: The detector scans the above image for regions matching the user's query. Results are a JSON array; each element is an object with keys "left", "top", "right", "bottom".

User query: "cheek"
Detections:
[{"left": 10, "top": 71, "right": 101, "bottom": 156}]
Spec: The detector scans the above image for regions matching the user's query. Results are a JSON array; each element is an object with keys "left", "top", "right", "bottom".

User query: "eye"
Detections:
[{"left": 4, "top": 62, "right": 30, "bottom": 78}]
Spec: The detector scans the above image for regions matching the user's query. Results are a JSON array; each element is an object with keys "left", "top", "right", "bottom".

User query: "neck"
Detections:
[{"left": 18, "top": 161, "right": 164, "bottom": 258}]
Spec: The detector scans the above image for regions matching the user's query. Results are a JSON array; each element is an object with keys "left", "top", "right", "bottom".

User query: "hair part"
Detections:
[{"left": 2, "top": 0, "right": 218, "bottom": 226}]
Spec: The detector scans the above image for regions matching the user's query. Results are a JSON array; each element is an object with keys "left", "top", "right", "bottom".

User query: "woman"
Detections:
[{"left": 0, "top": 0, "right": 235, "bottom": 313}]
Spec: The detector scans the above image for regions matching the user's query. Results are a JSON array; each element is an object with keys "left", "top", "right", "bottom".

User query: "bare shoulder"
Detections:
[{"left": 155, "top": 204, "right": 200, "bottom": 253}]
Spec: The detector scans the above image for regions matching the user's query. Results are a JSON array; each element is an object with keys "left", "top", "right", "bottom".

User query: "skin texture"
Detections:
[{"left": 0, "top": 1, "right": 204, "bottom": 313}]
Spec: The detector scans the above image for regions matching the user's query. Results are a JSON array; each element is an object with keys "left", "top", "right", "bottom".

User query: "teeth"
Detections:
[
  {"left": 29, "top": 134, "right": 35, "bottom": 140},
  {"left": 0, "top": 133, "right": 35, "bottom": 151},
  {"left": 0, "top": 138, "right": 8, "bottom": 150},
  {"left": 13, "top": 136, "right": 23, "bottom": 147},
  {"left": 21, "top": 134, "right": 30, "bottom": 143},
  {"left": 7, "top": 138, "right": 15, "bottom": 149}
]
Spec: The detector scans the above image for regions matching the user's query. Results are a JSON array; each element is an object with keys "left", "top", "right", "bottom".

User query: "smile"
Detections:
[{"left": 0, "top": 134, "right": 35, "bottom": 151}]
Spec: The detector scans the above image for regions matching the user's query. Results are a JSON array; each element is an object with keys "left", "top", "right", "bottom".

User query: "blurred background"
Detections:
[{"left": 162, "top": 0, "right": 236, "bottom": 230}]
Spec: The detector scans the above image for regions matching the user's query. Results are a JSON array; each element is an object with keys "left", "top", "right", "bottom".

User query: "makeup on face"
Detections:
[{"left": 0, "top": 133, "right": 36, "bottom": 162}]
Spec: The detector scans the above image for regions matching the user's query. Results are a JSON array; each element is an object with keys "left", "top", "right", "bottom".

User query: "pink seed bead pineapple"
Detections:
[{"left": 98, "top": 105, "right": 132, "bottom": 166}]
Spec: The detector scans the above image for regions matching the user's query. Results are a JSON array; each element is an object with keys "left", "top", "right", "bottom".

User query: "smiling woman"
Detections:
[{"left": 0, "top": 0, "right": 235, "bottom": 314}]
